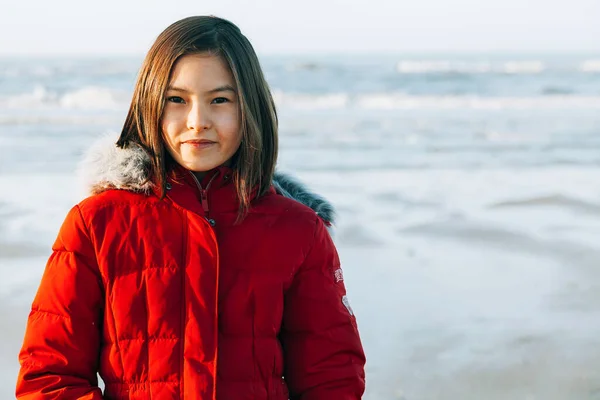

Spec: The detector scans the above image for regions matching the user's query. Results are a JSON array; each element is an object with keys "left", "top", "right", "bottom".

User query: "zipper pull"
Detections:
[{"left": 200, "top": 189, "right": 209, "bottom": 215}]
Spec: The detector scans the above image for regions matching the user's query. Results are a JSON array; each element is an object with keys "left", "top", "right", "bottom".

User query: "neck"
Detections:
[
  {"left": 191, "top": 159, "right": 233, "bottom": 183},
  {"left": 192, "top": 171, "right": 208, "bottom": 182}
]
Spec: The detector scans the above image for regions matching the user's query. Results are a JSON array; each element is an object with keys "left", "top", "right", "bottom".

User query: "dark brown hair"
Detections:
[{"left": 117, "top": 16, "right": 278, "bottom": 221}]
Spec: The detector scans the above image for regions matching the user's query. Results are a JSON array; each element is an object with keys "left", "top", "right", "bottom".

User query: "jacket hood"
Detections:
[{"left": 77, "top": 133, "right": 335, "bottom": 225}]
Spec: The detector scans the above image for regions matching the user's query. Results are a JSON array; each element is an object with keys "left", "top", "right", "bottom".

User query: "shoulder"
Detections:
[
  {"left": 75, "top": 189, "right": 165, "bottom": 227},
  {"left": 249, "top": 171, "right": 337, "bottom": 243},
  {"left": 271, "top": 172, "right": 335, "bottom": 225},
  {"left": 251, "top": 191, "right": 334, "bottom": 255},
  {"left": 78, "top": 189, "right": 153, "bottom": 211},
  {"left": 254, "top": 190, "right": 324, "bottom": 230},
  {"left": 252, "top": 171, "right": 335, "bottom": 225},
  {"left": 258, "top": 190, "right": 321, "bottom": 216}
]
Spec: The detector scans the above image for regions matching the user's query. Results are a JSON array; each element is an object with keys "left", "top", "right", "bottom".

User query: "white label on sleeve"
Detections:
[{"left": 341, "top": 295, "right": 354, "bottom": 316}]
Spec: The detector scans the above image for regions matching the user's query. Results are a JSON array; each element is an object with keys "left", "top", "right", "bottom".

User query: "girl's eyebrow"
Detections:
[{"left": 166, "top": 84, "right": 237, "bottom": 94}]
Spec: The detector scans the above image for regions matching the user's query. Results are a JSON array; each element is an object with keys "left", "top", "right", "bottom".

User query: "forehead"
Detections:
[{"left": 168, "top": 53, "right": 234, "bottom": 85}]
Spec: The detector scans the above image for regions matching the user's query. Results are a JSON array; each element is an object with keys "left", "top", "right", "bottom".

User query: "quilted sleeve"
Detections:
[
  {"left": 281, "top": 217, "right": 366, "bottom": 400},
  {"left": 16, "top": 205, "right": 104, "bottom": 399}
]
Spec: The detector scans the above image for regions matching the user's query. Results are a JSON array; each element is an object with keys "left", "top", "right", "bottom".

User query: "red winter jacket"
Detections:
[{"left": 16, "top": 136, "right": 366, "bottom": 399}]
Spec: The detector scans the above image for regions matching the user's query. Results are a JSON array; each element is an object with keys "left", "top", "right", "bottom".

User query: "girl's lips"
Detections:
[{"left": 184, "top": 140, "right": 216, "bottom": 148}]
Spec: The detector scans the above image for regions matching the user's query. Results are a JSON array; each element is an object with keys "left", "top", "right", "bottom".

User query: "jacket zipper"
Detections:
[
  {"left": 189, "top": 171, "right": 219, "bottom": 222},
  {"left": 188, "top": 170, "right": 221, "bottom": 399}
]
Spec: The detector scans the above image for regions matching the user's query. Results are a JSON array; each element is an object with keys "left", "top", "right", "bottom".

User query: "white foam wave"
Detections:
[
  {"left": 272, "top": 91, "right": 600, "bottom": 110},
  {"left": 357, "top": 94, "right": 600, "bottom": 110},
  {"left": 0, "top": 114, "right": 124, "bottom": 126},
  {"left": 3, "top": 86, "right": 128, "bottom": 110},
  {"left": 5, "top": 85, "right": 57, "bottom": 108},
  {"left": 272, "top": 90, "right": 349, "bottom": 110},
  {"left": 581, "top": 60, "right": 600, "bottom": 72},
  {"left": 396, "top": 60, "right": 546, "bottom": 74},
  {"left": 6, "top": 87, "right": 600, "bottom": 113},
  {"left": 396, "top": 61, "right": 493, "bottom": 74},
  {"left": 272, "top": 89, "right": 600, "bottom": 110},
  {"left": 0, "top": 66, "right": 54, "bottom": 78},
  {"left": 59, "top": 86, "right": 126, "bottom": 110},
  {"left": 502, "top": 61, "right": 545, "bottom": 74}
]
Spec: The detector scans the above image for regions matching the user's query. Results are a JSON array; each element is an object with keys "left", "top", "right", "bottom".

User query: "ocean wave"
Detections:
[
  {"left": 272, "top": 90, "right": 349, "bottom": 109},
  {"left": 2, "top": 85, "right": 129, "bottom": 110},
  {"left": 285, "top": 62, "right": 323, "bottom": 72},
  {"left": 356, "top": 94, "right": 600, "bottom": 110},
  {"left": 502, "top": 61, "right": 545, "bottom": 74},
  {"left": 5, "top": 86, "right": 600, "bottom": 113},
  {"left": 59, "top": 86, "right": 128, "bottom": 110},
  {"left": 0, "top": 114, "right": 124, "bottom": 126},
  {"left": 0, "top": 66, "right": 56, "bottom": 78},
  {"left": 396, "top": 61, "right": 493, "bottom": 74},
  {"left": 396, "top": 60, "right": 546, "bottom": 74},
  {"left": 581, "top": 60, "right": 600, "bottom": 72},
  {"left": 272, "top": 89, "right": 600, "bottom": 110},
  {"left": 0, "top": 59, "right": 141, "bottom": 79}
]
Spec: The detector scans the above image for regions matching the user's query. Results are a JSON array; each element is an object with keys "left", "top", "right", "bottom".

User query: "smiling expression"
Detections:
[{"left": 161, "top": 53, "right": 242, "bottom": 178}]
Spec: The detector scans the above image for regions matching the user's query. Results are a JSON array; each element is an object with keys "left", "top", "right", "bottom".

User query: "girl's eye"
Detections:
[
  {"left": 166, "top": 96, "right": 185, "bottom": 104},
  {"left": 212, "top": 97, "right": 229, "bottom": 104}
]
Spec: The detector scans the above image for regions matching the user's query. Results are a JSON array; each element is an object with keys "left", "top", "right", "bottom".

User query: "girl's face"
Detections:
[{"left": 161, "top": 54, "right": 242, "bottom": 177}]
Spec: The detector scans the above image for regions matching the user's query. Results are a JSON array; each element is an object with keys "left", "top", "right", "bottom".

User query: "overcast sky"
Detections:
[{"left": 2, "top": 0, "right": 599, "bottom": 55}]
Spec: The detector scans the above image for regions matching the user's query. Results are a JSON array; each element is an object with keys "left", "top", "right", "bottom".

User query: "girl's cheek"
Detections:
[{"left": 221, "top": 111, "right": 241, "bottom": 126}]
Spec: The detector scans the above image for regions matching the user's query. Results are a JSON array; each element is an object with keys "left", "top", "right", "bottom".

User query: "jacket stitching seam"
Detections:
[
  {"left": 112, "top": 266, "right": 179, "bottom": 278},
  {"left": 105, "top": 337, "right": 178, "bottom": 343},
  {"left": 30, "top": 308, "right": 69, "bottom": 320},
  {"left": 104, "top": 380, "right": 178, "bottom": 385}
]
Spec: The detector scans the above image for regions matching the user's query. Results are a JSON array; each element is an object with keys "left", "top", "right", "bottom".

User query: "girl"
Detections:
[{"left": 16, "top": 16, "right": 365, "bottom": 399}]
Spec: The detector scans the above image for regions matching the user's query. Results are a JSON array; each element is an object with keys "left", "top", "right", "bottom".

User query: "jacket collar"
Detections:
[
  {"left": 165, "top": 164, "right": 255, "bottom": 216},
  {"left": 77, "top": 133, "right": 335, "bottom": 224}
]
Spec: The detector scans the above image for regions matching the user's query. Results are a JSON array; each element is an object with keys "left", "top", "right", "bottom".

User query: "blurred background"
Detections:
[{"left": 1, "top": 1, "right": 600, "bottom": 399}]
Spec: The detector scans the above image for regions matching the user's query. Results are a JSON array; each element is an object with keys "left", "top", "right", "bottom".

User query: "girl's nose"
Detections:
[{"left": 187, "top": 104, "right": 210, "bottom": 131}]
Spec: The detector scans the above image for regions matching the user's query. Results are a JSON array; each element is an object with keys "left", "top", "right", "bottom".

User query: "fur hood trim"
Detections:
[{"left": 77, "top": 133, "right": 335, "bottom": 225}]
